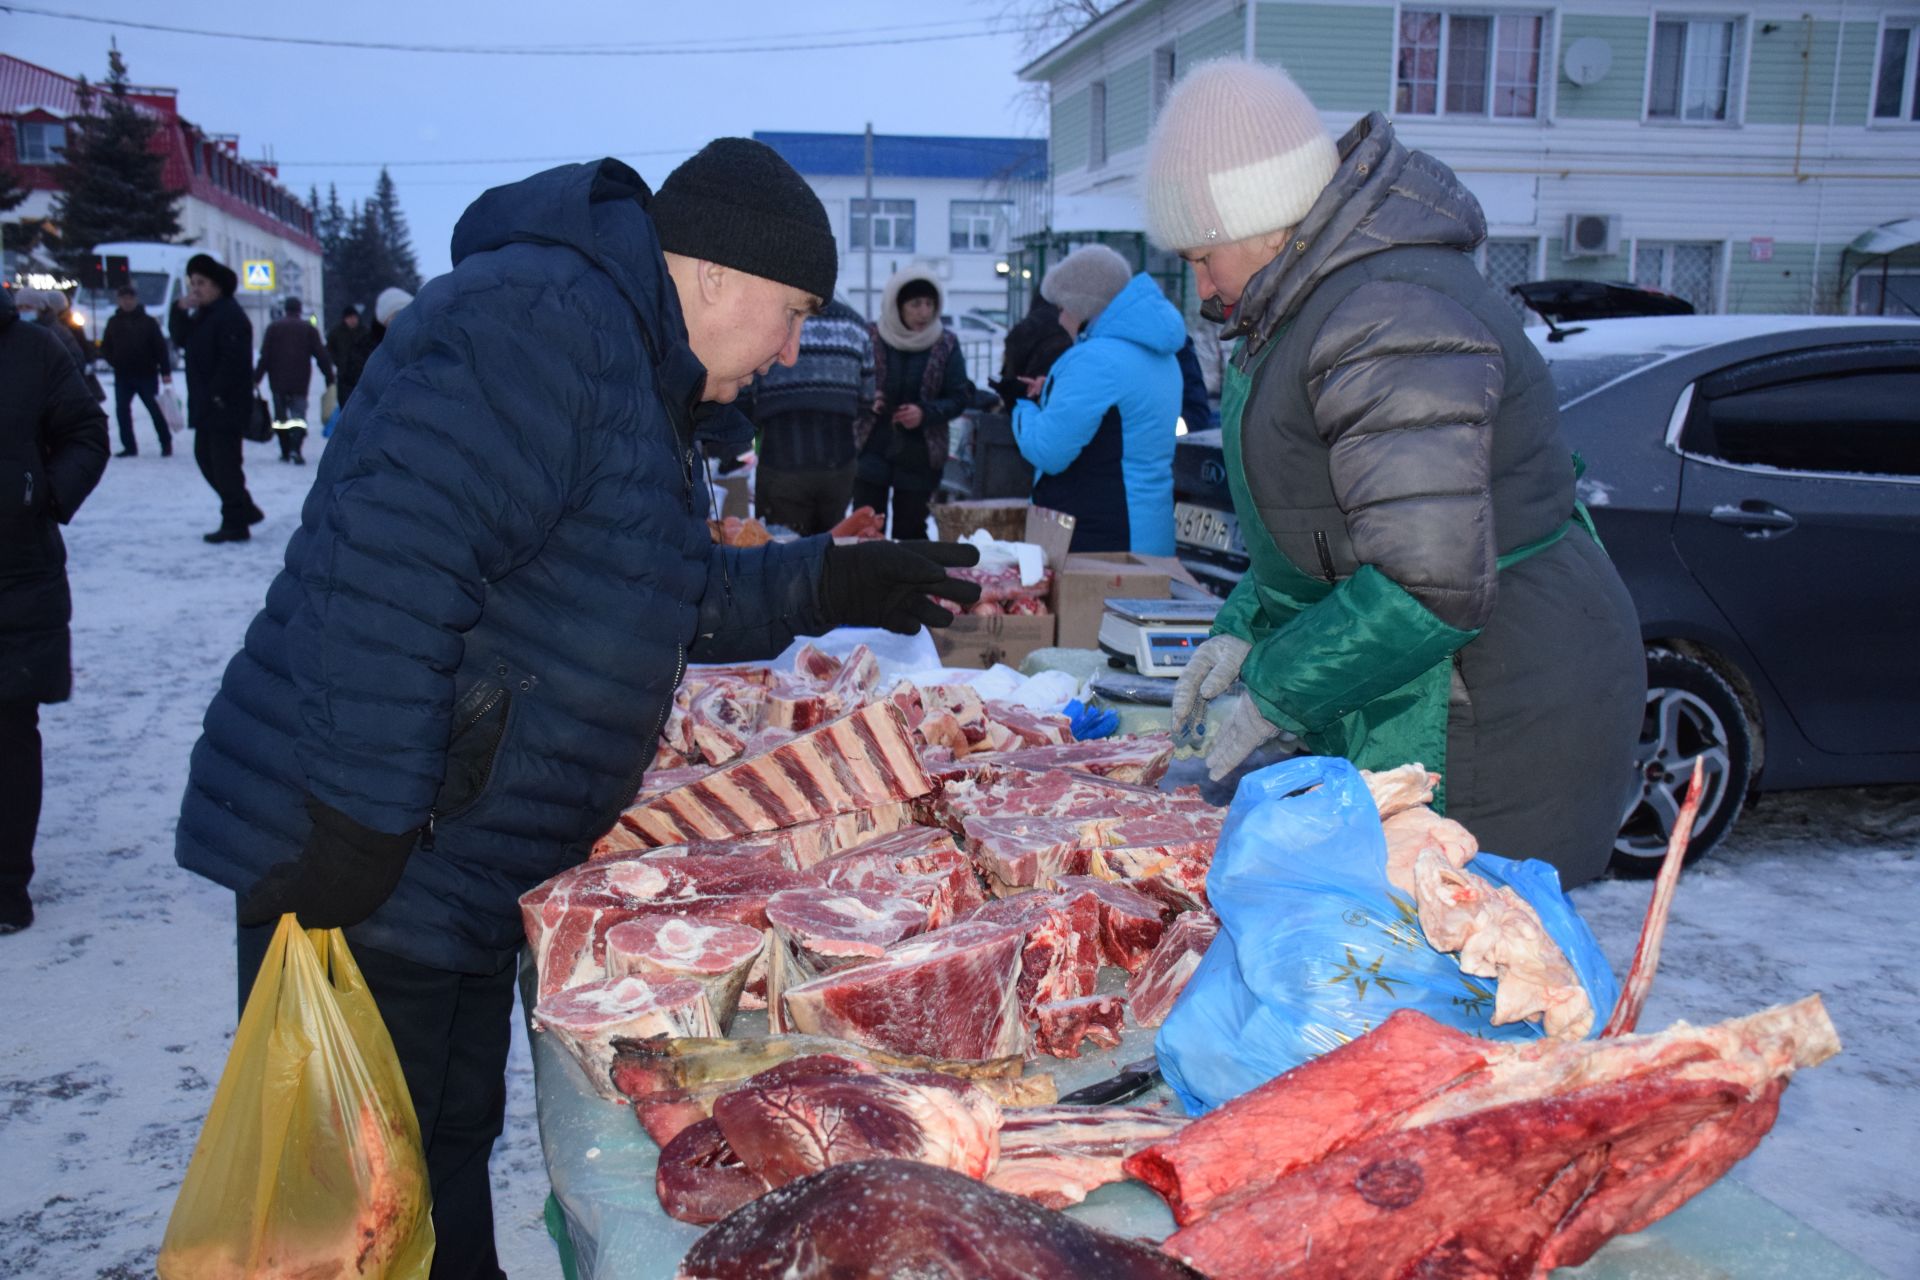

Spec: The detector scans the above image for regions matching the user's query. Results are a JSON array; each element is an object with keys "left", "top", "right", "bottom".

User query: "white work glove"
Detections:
[
  {"left": 1205, "top": 692, "right": 1299, "bottom": 782},
  {"left": 1171, "top": 635, "right": 1252, "bottom": 731}
]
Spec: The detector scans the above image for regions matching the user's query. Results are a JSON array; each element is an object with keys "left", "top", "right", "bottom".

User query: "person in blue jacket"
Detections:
[
  {"left": 175, "top": 141, "right": 979, "bottom": 1278},
  {"left": 1011, "top": 244, "right": 1186, "bottom": 554}
]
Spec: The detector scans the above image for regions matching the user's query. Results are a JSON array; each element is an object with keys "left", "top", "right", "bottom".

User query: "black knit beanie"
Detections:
[{"left": 650, "top": 138, "right": 837, "bottom": 304}]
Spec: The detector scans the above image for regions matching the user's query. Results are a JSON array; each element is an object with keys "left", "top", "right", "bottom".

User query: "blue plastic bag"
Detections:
[
  {"left": 322, "top": 406, "right": 342, "bottom": 438},
  {"left": 1157, "top": 756, "right": 1619, "bottom": 1114}
]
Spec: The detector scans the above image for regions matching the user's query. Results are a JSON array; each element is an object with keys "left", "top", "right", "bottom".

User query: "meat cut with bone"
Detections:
[
  {"left": 987, "top": 1104, "right": 1187, "bottom": 1209},
  {"left": 1052, "top": 875, "right": 1171, "bottom": 974},
  {"left": 959, "top": 890, "right": 1103, "bottom": 1032},
  {"left": 1125, "top": 911, "right": 1218, "bottom": 1029},
  {"left": 780, "top": 919, "right": 1029, "bottom": 1061},
  {"left": 603, "top": 916, "right": 765, "bottom": 1033},
  {"left": 532, "top": 976, "right": 717, "bottom": 1102},
  {"left": 813, "top": 824, "right": 984, "bottom": 927},
  {"left": 611, "top": 700, "right": 929, "bottom": 846},
  {"left": 764, "top": 885, "right": 929, "bottom": 1033}
]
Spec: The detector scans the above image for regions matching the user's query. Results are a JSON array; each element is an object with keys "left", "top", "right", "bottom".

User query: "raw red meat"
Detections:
[
  {"left": 920, "top": 683, "right": 989, "bottom": 744},
  {"left": 1053, "top": 875, "right": 1171, "bottom": 973},
  {"left": 979, "top": 699, "right": 1073, "bottom": 749},
  {"left": 656, "top": 1118, "right": 767, "bottom": 1225},
  {"left": 937, "top": 765, "right": 1215, "bottom": 833},
  {"left": 781, "top": 920, "right": 1028, "bottom": 1060},
  {"left": 757, "top": 671, "right": 835, "bottom": 732},
  {"left": 612, "top": 700, "right": 930, "bottom": 845},
  {"left": 962, "top": 734, "right": 1174, "bottom": 785},
  {"left": 883, "top": 679, "right": 924, "bottom": 727},
  {"left": 679, "top": 800, "right": 919, "bottom": 872},
  {"left": 520, "top": 855, "right": 811, "bottom": 1001},
  {"left": 532, "top": 976, "right": 716, "bottom": 1101},
  {"left": 651, "top": 745, "right": 691, "bottom": 771},
  {"left": 604, "top": 916, "right": 765, "bottom": 1032},
  {"left": 1004, "top": 596, "right": 1050, "bottom": 616},
  {"left": 712, "top": 1062, "right": 1001, "bottom": 1187},
  {"left": 823, "top": 643, "right": 880, "bottom": 703},
  {"left": 987, "top": 1104, "right": 1187, "bottom": 1209},
  {"left": 948, "top": 563, "right": 1054, "bottom": 605},
  {"left": 1030, "top": 993, "right": 1127, "bottom": 1059},
  {"left": 765, "top": 886, "right": 929, "bottom": 1033},
  {"left": 790, "top": 643, "right": 841, "bottom": 683},
  {"left": 1125, "top": 911, "right": 1218, "bottom": 1029},
  {"left": 686, "top": 680, "right": 764, "bottom": 765},
  {"left": 1149, "top": 999, "right": 1841, "bottom": 1279},
  {"left": 813, "top": 825, "right": 984, "bottom": 927},
  {"left": 959, "top": 890, "right": 1102, "bottom": 1027},
  {"left": 914, "top": 710, "right": 972, "bottom": 755},
  {"left": 675, "top": 1160, "right": 1203, "bottom": 1280},
  {"left": 959, "top": 811, "right": 1218, "bottom": 904}
]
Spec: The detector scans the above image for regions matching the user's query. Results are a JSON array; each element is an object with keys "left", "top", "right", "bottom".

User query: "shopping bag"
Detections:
[
  {"left": 321, "top": 383, "right": 339, "bottom": 422},
  {"left": 157, "top": 386, "right": 184, "bottom": 434},
  {"left": 158, "top": 917, "right": 434, "bottom": 1279},
  {"left": 245, "top": 394, "right": 274, "bottom": 443},
  {"left": 1157, "top": 756, "right": 1619, "bottom": 1114}
]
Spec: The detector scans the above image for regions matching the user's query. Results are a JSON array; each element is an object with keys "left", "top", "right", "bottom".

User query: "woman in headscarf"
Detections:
[
  {"left": 852, "top": 267, "right": 971, "bottom": 540},
  {"left": 1152, "top": 60, "right": 1644, "bottom": 889}
]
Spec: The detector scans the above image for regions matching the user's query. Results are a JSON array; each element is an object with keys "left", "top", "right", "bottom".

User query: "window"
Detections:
[
  {"left": 1476, "top": 237, "right": 1538, "bottom": 315},
  {"left": 1153, "top": 45, "right": 1177, "bottom": 117},
  {"left": 1854, "top": 270, "right": 1920, "bottom": 317},
  {"left": 15, "top": 120, "right": 66, "bottom": 165},
  {"left": 1874, "top": 19, "right": 1920, "bottom": 121},
  {"left": 1634, "top": 240, "right": 1720, "bottom": 311},
  {"left": 1685, "top": 361, "right": 1920, "bottom": 477},
  {"left": 1396, "top": 11, "right": 1545, "bottom": 118},
  {"left": 850, "top": 198, "right": 915, "bottom": 252},
  {"left": 1647, "top": 17, "right": 1741, "bottom": 122},
  {"left": 949, "top": 200, "right": 1011, "bottom": 253},
  {"left": 1090, "top": 80, "right": 1108, "bottom": 168}
]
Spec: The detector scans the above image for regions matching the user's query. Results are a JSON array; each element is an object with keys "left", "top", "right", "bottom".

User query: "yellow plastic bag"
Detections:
[
  {"left": 320, "top": 383, "right": 339, "bottom": 423},
  {"left": 159, "top": 916, "right": 434, "bottom": 1279}
]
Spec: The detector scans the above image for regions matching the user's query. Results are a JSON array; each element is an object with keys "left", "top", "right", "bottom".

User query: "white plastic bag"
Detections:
[{"left": 157, "top": 386, "right": 185, "bottom": 434}]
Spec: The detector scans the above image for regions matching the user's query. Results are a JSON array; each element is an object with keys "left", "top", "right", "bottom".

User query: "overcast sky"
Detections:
[{"left": 5, "top": 0, "right": 1053, "bottom": 277}]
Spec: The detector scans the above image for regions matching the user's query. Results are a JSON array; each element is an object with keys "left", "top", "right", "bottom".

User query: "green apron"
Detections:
[{"left": 1213, "top": 339, "right": 1588, "bottom": 812}]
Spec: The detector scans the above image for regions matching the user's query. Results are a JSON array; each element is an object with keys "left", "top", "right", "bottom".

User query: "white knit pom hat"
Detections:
[{"left": 1144, "top": 59, "right": 1339, "bottom": 252}]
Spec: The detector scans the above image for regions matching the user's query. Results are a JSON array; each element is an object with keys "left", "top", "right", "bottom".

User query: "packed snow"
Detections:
[{"left": 1, "top": 400, "right": 1913, "bottom": 1278}]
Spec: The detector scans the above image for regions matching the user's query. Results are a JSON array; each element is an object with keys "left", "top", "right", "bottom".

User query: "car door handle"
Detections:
[{"left": 1709, "top": 502, "right": 1797, "bottom": 535}]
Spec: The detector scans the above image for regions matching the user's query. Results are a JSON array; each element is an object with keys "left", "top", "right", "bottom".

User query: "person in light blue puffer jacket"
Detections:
[{"left": 1011, "top": 245, "right": 1186, "bottom": 554}]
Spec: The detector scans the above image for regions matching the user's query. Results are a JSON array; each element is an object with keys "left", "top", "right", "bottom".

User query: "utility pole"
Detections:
[{"left": 863, "top": 121, "right": 875, "bottom": 321}]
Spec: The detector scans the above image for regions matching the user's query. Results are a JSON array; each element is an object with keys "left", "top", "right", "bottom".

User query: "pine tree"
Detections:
[
  {"left": 0, "top": 163, "right": 28, "bottom": 214},
  {"left": 341, "top": 199, "right": 394, "bottom": 312},
  {"left": 51, "top": 43, "right": 182, "bottom": 270},
  {"left": 313, "top": 183, "right": 352, "bottom": 318},
  {"left": 371, "top": 167, "right": 421, "bottom": 292}
]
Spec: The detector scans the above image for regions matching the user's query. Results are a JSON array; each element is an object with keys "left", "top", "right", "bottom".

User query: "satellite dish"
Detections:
[{"left": 1564, "top": 37, "right": 1613, "bottom": 87}]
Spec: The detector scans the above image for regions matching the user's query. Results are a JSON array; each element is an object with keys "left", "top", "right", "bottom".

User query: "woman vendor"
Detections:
[{"left": 1154, "top": 60, "right": 1644, "bottom": 888}]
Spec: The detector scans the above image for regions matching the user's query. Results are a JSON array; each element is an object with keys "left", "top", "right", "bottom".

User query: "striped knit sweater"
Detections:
[{"left": 749, "top": 298, "right": 875, "bottom": 471}]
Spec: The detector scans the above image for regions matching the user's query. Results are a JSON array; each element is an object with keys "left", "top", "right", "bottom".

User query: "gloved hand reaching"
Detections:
[
  {"left": 1171, "top": 634, "right": 1252, "bottom": 730},
  {"left": 1204, "top": 691, "right": 1300, "bottom": 781},
  {"left": 820, "top": 540, "right": 983, "bottom": 635},
  {"left": 236, "top": 799, "right": 419, "bottom": 929}
]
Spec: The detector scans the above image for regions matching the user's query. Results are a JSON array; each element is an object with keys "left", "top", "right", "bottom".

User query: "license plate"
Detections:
[{"left": 1175, "top": 502, "right": 1243, "bottom": 554}]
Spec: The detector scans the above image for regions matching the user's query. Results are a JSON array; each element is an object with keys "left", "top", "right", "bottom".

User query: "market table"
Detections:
[{"left": 523, "top": 959, "right": 1877, "bottom": 1280}]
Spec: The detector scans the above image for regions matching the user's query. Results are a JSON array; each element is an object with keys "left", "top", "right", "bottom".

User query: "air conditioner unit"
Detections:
[{"left": 1564, "top": 213, "right": 1620, "bottom": 259}]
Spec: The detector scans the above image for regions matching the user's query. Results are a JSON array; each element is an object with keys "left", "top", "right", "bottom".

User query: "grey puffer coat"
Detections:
[{"left": 1221, "top": 113, "right": 1644, "bottom": 887}]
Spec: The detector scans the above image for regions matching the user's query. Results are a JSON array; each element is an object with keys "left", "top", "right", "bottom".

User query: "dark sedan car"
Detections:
[{"left": 1171, "top": 315, "right": 1920, "bottom": 871}]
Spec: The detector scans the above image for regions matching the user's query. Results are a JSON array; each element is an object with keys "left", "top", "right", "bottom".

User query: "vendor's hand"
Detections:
[
  {"left": 1018, "top": 375, "right": 1046, "bottom": 398},
  {"left": 871, "top": 396, "right": 887, "bottom": 417},
  {"left": 236, "top": 799, "right": 419, "bottom": 929},
  {"left": 829, "top": 506, "right": 885, "bottom": 540},
  {"left": 892, "top": 404, "right": 924, "bottom": 429},
  {"left": 1171, "top": 635, "right": 1251, "bottom": 730},
  {"left": 820, "top": 540, "right": 982, "bottom": 635},
  {"left": 1205, "top": 691, "right": 1299, "bottom": 782}
]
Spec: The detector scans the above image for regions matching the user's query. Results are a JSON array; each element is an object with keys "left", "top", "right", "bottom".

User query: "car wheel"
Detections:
[{"left": 1611, "top": 650, "right": 1753, "bottom": 876}]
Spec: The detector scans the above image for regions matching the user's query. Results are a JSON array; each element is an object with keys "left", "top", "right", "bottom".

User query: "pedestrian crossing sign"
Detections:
[{"left": 242, "top": 260, "right": 275, "bottom": 291}]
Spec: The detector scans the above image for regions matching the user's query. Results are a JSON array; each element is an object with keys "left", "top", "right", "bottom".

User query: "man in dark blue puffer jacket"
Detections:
[{"left": 176, "top": 140, "right": 979, "bottom": 1278}]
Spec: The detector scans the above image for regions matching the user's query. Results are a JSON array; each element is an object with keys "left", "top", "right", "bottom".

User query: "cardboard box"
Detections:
[
  {"left": 931, "top": 506, "right": 1076, "bottom": 669},
  {"left": 931, "top": 498, "right": 1031, "bottom": 545},
  {"left": 713, "top": 472, "right": 752, "bottom": 520},
  {"left": 1051, "top": 551, "right": 1202, "bottom": 651}
]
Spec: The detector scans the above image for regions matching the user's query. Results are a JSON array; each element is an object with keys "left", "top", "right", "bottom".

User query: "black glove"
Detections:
[
  {"left": 819, "top": 540, "right": 984, "bottom": 635},
  {"left": 236, "top": 798, "right": 420, "bottom": 929}
]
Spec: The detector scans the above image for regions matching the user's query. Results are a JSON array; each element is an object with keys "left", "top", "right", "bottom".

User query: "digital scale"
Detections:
[{"left": 1097, "top": 597, "right": 1221, "bottom": 678}]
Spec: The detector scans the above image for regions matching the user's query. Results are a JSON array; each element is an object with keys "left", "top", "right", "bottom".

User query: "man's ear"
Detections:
[{"left": 697, "top": 259, "right": 731, "bottom": 304}]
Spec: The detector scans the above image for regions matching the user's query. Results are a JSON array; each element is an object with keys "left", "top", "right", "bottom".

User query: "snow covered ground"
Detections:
[{"left": 1, "top": 405, "right": 1914, "bottom": 1278}]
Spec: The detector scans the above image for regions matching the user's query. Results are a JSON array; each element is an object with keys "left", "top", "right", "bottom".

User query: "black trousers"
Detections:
[
  {"left": 0, "top": 701, "right": 41, "bottom": 923},
  {"left": 270, "top": 389, "right": 310, "bottom": 460},
  {"left": 756, "top": 462, "right": 856, "bottom": 536},
  {"left": 113, "top": 370, "right": 171, "bottom": 453},
  {"left": 193, "top": 425, "right": 256, "bottom": 531},
  {"left": 851, "top": 472, "right": 934, "bottom": 541},
  {"left": 238, "top": 914, "right": 516, "bottom": 1280}
]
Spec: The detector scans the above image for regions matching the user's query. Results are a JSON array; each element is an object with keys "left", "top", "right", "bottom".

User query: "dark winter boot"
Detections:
[{"left": 204, "top": 526, "right": 251, "bottom": 544}]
